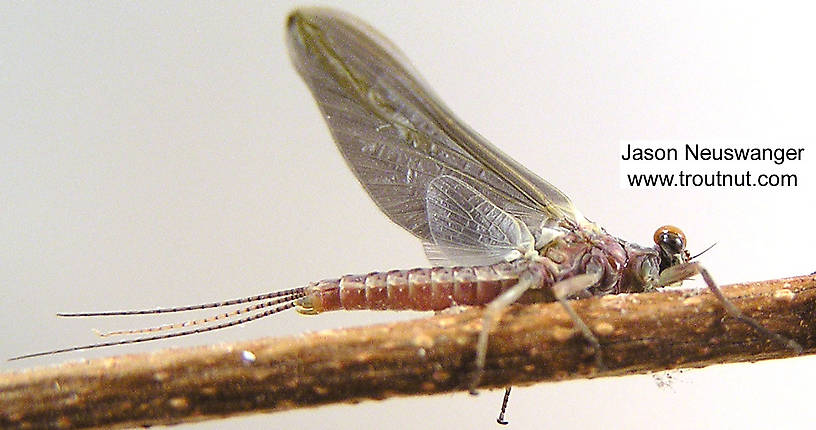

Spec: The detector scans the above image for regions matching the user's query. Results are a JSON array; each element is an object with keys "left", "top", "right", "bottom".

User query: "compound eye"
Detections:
[{"left": 653, "top": 225, "right": 686, "bottom": 249}]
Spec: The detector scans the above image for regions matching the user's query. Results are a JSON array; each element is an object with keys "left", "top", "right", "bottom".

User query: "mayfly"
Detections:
[{"left": 13, "top": 7, "right": 802, "bottom": 423}]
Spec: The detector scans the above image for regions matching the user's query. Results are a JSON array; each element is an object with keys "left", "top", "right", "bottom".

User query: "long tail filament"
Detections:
[{"left": 9, "top": 287, "right": 307, "bottom": 360}]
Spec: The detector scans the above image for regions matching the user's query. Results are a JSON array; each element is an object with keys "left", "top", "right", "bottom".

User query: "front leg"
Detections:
[{"left": 659, "top": 262, "right": 803, "bottom": 353}]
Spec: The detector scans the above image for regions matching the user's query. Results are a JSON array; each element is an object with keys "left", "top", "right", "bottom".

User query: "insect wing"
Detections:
[
  {"left": 286, "top": 9, "right": 587, "bottom": 257},
  {"left": 425, "top": 175, "right": 534, "bottom": 266}
]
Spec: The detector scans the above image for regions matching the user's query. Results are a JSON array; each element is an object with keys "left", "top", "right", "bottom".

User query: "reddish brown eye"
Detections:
[{"left": 653, "top": 225, "right": 686, "bottom": 247}]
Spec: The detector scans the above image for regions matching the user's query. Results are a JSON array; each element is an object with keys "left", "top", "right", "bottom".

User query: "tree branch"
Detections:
[{"left": 2, "top": 275, "right": 815, "bottom": 429}]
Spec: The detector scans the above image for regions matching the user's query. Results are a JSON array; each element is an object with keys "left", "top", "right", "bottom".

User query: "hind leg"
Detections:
[
  {"left": 469, "top": 267, "right": 607, "bottom": 394},
  {"left": 469, "top": 270, "right": 539, "bottom": 393}
]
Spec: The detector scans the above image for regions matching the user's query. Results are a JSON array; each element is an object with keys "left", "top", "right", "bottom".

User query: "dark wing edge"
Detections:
[{"left": 285, "top": 8, "right": 587, "bottom": 247}]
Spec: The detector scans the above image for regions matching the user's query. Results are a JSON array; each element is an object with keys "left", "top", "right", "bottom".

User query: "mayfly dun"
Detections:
[{"left": 12, "top": 7, "right": 803, "bottom": 423}]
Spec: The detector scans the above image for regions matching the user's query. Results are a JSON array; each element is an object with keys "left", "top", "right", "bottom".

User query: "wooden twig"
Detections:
[{"left": 1, "top": 275, "right": 815, "bottom": 429}]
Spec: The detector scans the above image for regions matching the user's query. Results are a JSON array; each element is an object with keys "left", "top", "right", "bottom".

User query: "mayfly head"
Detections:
[{"left": 653, "top": 225, "right": 690, "bottom": 272}]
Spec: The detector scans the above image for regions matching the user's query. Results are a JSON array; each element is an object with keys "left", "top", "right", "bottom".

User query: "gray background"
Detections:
[{"left": 3, "top": 1, "right": 815, "bottom": 429}]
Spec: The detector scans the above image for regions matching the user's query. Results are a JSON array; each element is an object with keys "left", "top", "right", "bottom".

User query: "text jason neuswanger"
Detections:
[{"left": 622, "top": 143, "right": 805, "bottom": 165}]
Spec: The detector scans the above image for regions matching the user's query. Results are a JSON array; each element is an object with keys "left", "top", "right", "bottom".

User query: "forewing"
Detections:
[{"left": 286, "top": 8, "right": 586, "bottom": 246}]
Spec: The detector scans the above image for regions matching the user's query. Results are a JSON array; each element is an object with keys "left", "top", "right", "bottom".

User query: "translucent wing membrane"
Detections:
[
  {"left": 425, "top": 175, "right": 534, "bottom": 266},
  {"left": 287, "top": 9, "right": 587, "bottom": 256}
]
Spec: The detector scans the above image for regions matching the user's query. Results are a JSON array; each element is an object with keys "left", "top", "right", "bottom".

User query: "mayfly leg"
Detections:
[
  {"left": 9, "top": 288, "right": 307, "bottom": 360},
  {"left": 496, "top": 387, "right": 512, "bottom": 425},
  {"left": 470, "top": 270, "right": 539, "bottom": 394},
  {"left": 473, "top": 266, "right": 606, "bottom": 424},
  {"left": 659, "top": 262, "right": 803, "bottom": 353},
  {"left": 551, "top": 269, "right": 606, "bottom": 370},
  {"left": 470, "top": 266, "right": 606, "bottom": 393}
]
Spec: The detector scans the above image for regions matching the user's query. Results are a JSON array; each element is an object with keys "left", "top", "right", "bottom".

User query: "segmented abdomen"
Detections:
[{"left": 298, "top": 261, "right": 529, "bottom": 313}]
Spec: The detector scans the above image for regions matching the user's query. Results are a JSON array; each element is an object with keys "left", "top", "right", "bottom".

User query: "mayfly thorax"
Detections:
[{"left": 12, "top": 7, "right": 803, "bottom": 424}]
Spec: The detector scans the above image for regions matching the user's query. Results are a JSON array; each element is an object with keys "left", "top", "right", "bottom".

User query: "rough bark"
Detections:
[{"left": 1, "top": 275, "right": 814, "bottom": 429}]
